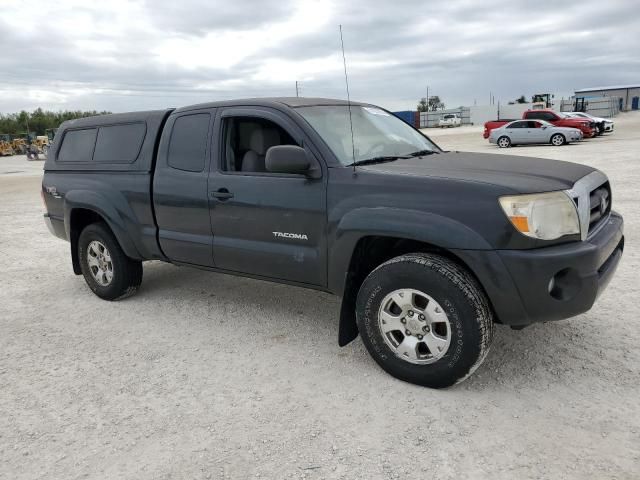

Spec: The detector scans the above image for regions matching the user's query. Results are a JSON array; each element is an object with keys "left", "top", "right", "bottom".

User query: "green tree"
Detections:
[
  {"left": 515, "top": 95, "right": 527, "bottom": 104},
  {"left": 417, "top": 97, "right": 428, "bottom": 112},
  {"left": 428, "top": 95, "right": 444, "bottom": 111},
  {"left": 0, "top": 108, "right": 110, "bottom": 136}
]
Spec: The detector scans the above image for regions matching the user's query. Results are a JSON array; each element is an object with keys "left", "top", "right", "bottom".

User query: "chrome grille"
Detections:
[
  {"left": 565, "top": 171, "right": 610, "bottom": 240},
  {"left": 588, "top": 184, "right": 611, "bottom": 232}
]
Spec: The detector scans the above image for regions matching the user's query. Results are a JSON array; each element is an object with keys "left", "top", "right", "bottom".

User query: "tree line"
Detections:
[
  {"left": 0, "top": 108, "right": 110, "bottom": 136},
  {"left": 417, "top": 96, "right": 445, "bottom": 112}
]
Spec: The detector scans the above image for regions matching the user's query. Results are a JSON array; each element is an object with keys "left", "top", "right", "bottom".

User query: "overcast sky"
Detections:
[{"left": 1, "top": 0, "right": 638, "bottom": 113}]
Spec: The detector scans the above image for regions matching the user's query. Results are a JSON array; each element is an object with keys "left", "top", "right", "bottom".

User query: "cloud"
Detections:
[{"left": 1, "top": 0, "right": 638, "bottom": 113}]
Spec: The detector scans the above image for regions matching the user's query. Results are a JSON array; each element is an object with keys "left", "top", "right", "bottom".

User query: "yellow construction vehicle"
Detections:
[
  {"left": 0, "top": 134, "right": 14, "bottom": 156},
  {"left": 35, "top": 135, "right": 49, "bottom": 154},
  {"left": 11, "top": 137, "right": 27, "bottom": 155}
]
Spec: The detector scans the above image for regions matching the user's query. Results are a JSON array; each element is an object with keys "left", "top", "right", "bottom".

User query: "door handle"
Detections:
[{"left": 211, "top": 189, "right": 234, "bottom": 200}]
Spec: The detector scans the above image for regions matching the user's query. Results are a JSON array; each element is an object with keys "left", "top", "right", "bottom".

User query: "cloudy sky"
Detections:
[{"left": 1, "top": 0, "right": 638, "bottom": 113}]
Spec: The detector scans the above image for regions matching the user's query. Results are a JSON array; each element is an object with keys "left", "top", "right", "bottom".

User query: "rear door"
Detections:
[
  {"left": 153, "top": 109, "right": 215, "bottom": 266},
  {"left": 208, "top": 106, "right": 327, "bottom": 286},
  {"left": 505, "top": 121, "right": 526, "bottom": 143}
]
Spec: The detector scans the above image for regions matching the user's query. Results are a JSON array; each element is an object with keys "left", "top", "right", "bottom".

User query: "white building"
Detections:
[{"left": 574, "top": 85, "right": 640, "bottom": 111}]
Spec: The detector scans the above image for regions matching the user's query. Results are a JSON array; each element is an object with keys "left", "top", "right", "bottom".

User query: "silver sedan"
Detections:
[{"left": 489, "top": 119, "right": 583, "bottom": 148}]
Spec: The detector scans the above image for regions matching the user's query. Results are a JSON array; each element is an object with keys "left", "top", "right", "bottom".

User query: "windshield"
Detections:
[{"left": 296, "top": 105, "right": 439, "bottom": 165}]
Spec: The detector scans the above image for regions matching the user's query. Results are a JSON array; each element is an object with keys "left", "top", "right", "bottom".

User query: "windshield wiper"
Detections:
[
  {"left": 348, "top": 155, "right": 409, "bottom": 167},
  {"left": 407, "top": 149, "right": 438, "bottom": 157}
]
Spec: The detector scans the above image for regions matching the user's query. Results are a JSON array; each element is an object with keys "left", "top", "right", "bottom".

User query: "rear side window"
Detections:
[
  {"left": 94, "top": 123, "right": 146, "bottom": 163},
  {"left": 58, "top": 129, "right": 97, "bottom": 162},
  {"left": 526, "top": 111, "right": 543, "bottom": 120},
  {"left": 167, "top": 114, "right": 210, "bottom": 172}
]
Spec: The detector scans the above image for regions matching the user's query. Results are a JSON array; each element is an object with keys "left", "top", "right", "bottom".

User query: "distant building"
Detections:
[{"left": 574, "top": 85, "right": 640, "bottom": 111}]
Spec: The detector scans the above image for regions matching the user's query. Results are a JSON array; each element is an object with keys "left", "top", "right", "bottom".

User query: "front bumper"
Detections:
[
  {"left": 454, "top": 211, "right": 624, "bottom": 326},
  {"left": 44, "top": 213, "right": 67, "bottom": 240}
]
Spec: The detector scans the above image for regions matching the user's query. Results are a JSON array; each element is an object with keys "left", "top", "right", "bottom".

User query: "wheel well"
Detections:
[
  {"left": 338, "top": 235, "right": 493, "bottom": 346},
  {"left": 69, "top": 209, "right": 107, "bottom": 274}
]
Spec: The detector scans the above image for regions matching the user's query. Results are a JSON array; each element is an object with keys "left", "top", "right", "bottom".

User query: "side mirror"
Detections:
[
  {"left": 541, "top": 125, "right": 548, "bottom": 129},
  {"left": 265, "top": 145, "right": 320, "bottom": 178}
]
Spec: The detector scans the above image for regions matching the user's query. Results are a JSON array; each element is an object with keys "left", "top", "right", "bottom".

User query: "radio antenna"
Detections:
[{"left": 339, "top": 24, "right": 356, "bottom": 172}]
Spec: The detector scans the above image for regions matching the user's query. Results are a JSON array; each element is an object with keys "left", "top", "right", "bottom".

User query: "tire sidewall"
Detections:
[
  {"left": 356, "top": 257, "right": 486, "bottom": 388},
  {"left": 497, "top": 136, "right": 510, "bottom": 148},
  {"left": 551, "top": 133, "right": 565, "bottom": 145},
  {"left": 78, "top": 224, "right": 127, "bottom": 299}
]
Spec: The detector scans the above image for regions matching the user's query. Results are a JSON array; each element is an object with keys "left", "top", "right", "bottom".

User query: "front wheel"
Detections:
[
  {"left": 78, "top": 222, "right": 143, "bottom": 300},
  {"left": 550, "top": 133, "right": 565, "bottom": 146},
  {"left": 356, "top": 253, "right": 494, "bottom": 388}
]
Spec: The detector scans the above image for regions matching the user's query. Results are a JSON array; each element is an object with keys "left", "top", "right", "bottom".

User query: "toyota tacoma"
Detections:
[{"left": 42, "top": 98, "right": 624, "bottom": 388}]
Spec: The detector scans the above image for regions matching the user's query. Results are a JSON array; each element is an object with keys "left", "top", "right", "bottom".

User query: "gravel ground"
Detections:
[{"left": 1, "top": 113, "right": 639, "bottom": 479}]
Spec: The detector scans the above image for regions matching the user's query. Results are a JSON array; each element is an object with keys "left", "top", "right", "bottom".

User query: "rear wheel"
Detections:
[
  {"left": 78, "top": 223, "right": 143, "bottom": 300},
  {"left": 550, "top": 133, "right": 565, "bottom": 146},
  {"left": 356, "top": 253, "right": 494, "bottom": 388},
  {"left": 497, "top": 136, "right": 511, "bottom": 148}
]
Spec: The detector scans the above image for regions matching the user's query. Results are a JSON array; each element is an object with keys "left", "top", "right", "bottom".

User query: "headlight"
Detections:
[{"left": 499, "top": 191, "right": 579, "bottom": 240}]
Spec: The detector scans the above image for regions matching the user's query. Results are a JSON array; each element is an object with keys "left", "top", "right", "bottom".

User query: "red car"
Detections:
[{"left": 484, "top": 109, "right": 596, "bottom": 139}]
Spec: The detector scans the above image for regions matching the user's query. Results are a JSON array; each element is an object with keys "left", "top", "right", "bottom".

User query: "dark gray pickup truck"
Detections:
[{"left": 42, "top": 97, "right": 624, "bottom": 388}]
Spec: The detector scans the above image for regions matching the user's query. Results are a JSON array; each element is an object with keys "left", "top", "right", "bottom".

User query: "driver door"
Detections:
[
  {"left": 526, "top": 121, "right": 547, "bottom": 143},
  {"left": 207, "top": 107, "right": 327, "bottom": 286}
]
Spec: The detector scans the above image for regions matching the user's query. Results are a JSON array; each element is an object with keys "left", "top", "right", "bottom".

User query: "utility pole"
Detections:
[
  {"left": 295, "top": 81, "right": 299, "bottom": 97},
  {"left": 425, "top": 85, "right": 429, "bottom": 128}
]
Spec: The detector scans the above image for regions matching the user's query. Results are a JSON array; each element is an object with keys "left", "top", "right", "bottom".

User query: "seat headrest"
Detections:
[
  {"left": 238, "top": 122, "right": 260, "bottom": 150},
  {"left": 249, "top": 127, "right": 280, "bottom": 155}
]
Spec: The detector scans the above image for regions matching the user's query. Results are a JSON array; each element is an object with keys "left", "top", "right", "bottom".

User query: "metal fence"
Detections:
[
  {"left": 419, "top": 107, "right": 471, "bottom": 128},
  {"left": 560, "top": 96, "right": 621, "bottom": 118}
]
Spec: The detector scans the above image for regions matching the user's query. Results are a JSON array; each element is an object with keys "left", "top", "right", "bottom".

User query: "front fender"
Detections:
[
  {"left": 63, "top": 189, "right": 142, "bottom": 261},
  {"left": 328, "top": 207, "right": 492, "bottom": 294}
]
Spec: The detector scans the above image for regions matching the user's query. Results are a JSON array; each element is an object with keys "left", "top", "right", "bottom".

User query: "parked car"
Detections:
[
  {"left": 42, "top": 97, "right": 624, "bottom": 389},
  {"left": 564, "top": 112, "right": 614, "bottom": 135},
  {"left": 438, "top": 113, "right": 461, "bottom": 128},
  {"left": 484, "top": 109, "right": 596, "bottom": 139},
  {"left": 489, "top": 119, "right": 583, "bottom": 147}
]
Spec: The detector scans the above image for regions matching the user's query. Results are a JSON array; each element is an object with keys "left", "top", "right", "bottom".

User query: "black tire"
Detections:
[
  {"left": 78, "top": 222, "right": 143, "bottom": 300},
  {"left": 597, "top": 123, "right": 604, "bottom": 135},
  {"left": 356, "top": 253, "right": 494, "bottom": 388},
  {"left": 497, "top": 136, "right": 511, "bottom": 148},
  {"left": 550, "top": 133, "right": 565, "bottom": 146}
]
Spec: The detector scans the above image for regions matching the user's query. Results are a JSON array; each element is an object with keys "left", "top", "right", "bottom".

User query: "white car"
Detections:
[
  {"left": 438, "top": 113, "right": 461, "bottom": 128},
  {"left": 489, "top": 119, "right": 583, "bottom": 147},
  {"left": 564, "top": 112, "right": 614, "bottom": 134}
]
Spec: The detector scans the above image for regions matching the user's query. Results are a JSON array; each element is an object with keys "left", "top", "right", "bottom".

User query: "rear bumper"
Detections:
[{"left": 454, "top": 211, "right": 624, "bottom": 326}]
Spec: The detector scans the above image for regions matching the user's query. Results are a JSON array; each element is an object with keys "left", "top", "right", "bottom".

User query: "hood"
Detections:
[{"left": 359, "top": 152, "right": 595, "bottom": 193}]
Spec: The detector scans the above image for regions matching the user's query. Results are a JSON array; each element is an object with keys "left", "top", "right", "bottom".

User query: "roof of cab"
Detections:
[
  {"left": 56, "top": 98, "right": 371, "bottom": 129},
  {"left": 173, "top": 97, "right": 370, "bottom": 114}
]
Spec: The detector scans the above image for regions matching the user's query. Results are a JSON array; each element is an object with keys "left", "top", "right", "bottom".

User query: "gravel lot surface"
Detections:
[{"left": 1, "top": 113, "right": 639, "bottom": 479}]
